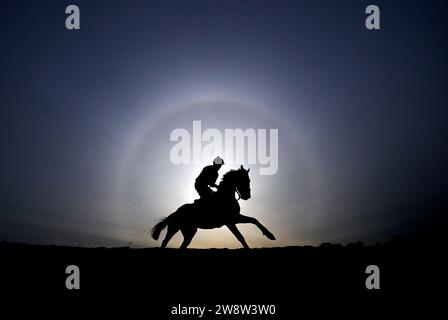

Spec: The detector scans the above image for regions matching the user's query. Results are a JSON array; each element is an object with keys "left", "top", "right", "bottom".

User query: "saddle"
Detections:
[{"left": 194, "top": 192, "right": 218, "bottom": 208}]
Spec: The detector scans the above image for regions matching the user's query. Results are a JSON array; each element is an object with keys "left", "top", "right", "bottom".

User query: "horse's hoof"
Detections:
[{"left": 264, "top": 231, "right": 276, "bottom": 240}]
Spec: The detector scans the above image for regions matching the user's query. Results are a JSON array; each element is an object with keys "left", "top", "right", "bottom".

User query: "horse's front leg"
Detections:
[
  {"left": 227, "top": 224, "right": 250, "bottom": 249},
  {"left": 236, "top": 214, "right": 276, "bottom": 240}
]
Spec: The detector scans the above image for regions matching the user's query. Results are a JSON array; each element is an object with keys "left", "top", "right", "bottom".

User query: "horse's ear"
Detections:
[
  {"left": 247, "top": 168, "right": 250, "bottom": 172},
  {"left": 240, "top": 165, "right": 244, "bottom": 170}
]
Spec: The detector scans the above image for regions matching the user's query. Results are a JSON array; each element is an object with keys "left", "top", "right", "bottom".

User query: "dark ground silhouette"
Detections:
[{"left": 0, "top": 229, "right": 443, "bottom": 316}]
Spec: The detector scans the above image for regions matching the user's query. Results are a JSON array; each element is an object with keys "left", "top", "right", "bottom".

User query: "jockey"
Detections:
[{"left": 195, "top": 156, "right": 224, "bottom": 199}]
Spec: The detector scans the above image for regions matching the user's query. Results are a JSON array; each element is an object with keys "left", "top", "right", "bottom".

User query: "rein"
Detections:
[{"left": 235, "top": 189, "right": 241, "bottom": 201}]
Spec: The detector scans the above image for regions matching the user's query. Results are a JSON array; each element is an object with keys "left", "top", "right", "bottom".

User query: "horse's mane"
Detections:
[{"left": 218, "top": 169, "right": 238, "bottom": 187}]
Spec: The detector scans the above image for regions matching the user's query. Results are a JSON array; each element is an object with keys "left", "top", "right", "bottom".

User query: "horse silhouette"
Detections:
[{"left": 151, "top": 165, "right": 276, "bottom": 249}]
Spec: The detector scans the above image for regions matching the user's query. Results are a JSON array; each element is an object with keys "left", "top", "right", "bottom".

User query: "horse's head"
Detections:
[
  {"left": 234, "top": 165, "right": 251, "bottom": 200},
  {"left": 219, "top": 165, "right": 252, "bottom": 200}
]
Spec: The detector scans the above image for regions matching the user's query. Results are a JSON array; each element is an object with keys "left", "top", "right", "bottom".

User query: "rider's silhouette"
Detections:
[{"left": 195, "top": 156, "right": 224, "bottom": 199}]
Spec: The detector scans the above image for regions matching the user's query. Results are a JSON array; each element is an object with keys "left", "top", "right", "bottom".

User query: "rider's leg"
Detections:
[
  {"left": 236, "top": 214, "right": 276, "bottom": 240},
  {"left": 194, "top": 182, "right": 202, "bottom": 197},
  {"left": 180, "top": 227, "right": 197, "bottom": 249},
  {"left": 195, "top": 182, "right": 211, "bottom": 198},
  {"left": 161, "top": 224, "right": 179, "bottom": 248},
  {"left": 227, "top": 224, "right": 249, "bottom": 249}
]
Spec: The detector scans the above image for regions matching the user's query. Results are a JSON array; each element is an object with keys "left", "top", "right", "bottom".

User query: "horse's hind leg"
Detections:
[
  {"left": 161, "top": 224, "right": 179, "bottom": 248},
  {"left": 227, "top": 224, "right": 249, "bottom": 249},
  {"left": 236, "top": 214, "right": 276, "bottom": 240},
  {"left": 179, "top": 227, "right": 197, "bottom": 249}
]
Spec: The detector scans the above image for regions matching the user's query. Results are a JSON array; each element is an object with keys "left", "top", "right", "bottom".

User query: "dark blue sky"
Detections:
[{"left": 0, "top": 0, "right": 447, "bottom": 247}]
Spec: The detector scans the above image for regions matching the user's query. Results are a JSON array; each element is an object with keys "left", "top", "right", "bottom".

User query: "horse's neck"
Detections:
[{"left": 217, "top": 182, "right": 235, "bottom": 198}]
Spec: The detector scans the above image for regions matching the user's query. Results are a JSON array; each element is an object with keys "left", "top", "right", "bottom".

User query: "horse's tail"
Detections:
[
  {"left": 152, "top": 204, "right": 192, "bottom": 240},
  {"left": 151, "top": 216, "right": 171, "bottom": 240}
]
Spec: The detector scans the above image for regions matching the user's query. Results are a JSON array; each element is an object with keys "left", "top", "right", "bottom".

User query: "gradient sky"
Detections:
[{"left": 0, "top": 0, "right": 447, "bottom": 248}]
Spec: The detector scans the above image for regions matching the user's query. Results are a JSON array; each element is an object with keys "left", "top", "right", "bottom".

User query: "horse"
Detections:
[{"left": 151, "top": 165, "right": 276, "bottom": 249}]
